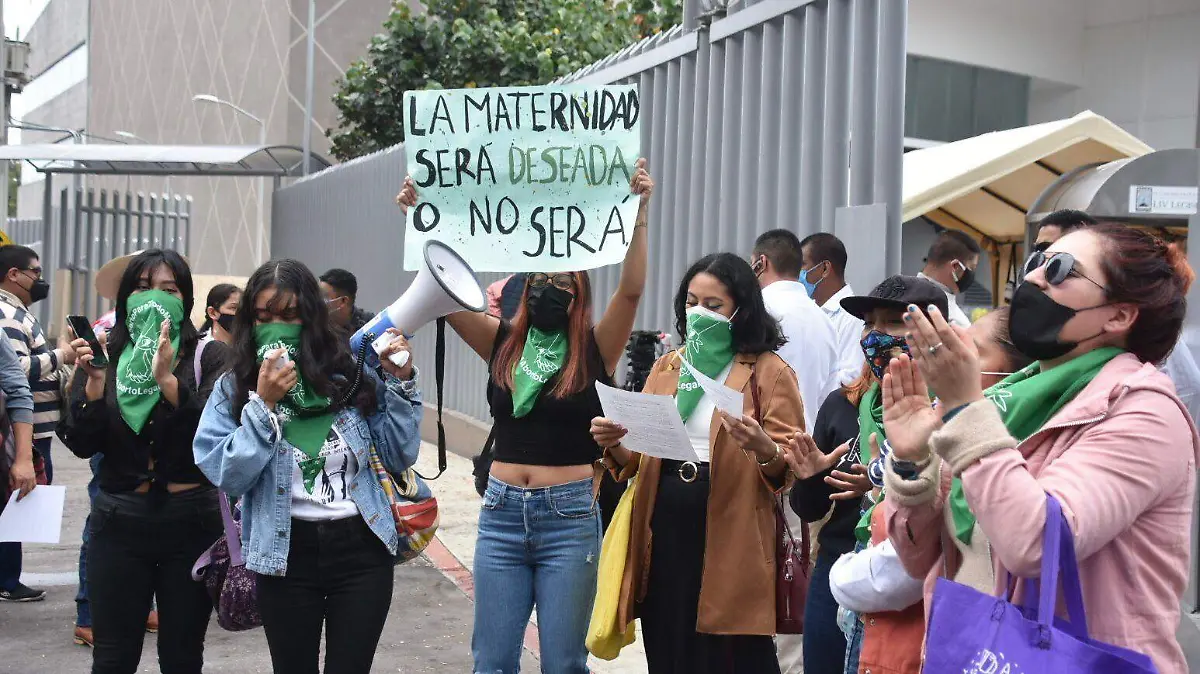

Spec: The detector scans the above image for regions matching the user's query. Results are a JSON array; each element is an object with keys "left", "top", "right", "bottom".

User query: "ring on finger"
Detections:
[{"left": 928, "top": 342, "right": 944, "bottom": 355}]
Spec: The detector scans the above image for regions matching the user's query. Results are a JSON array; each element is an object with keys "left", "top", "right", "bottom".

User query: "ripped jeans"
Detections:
[{"left": 471, "top": 476, "right": 601, "bottom": 674}]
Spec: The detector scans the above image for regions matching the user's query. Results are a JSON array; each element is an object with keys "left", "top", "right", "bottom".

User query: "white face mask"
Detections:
[{"left": 685, "top": 304, "right": 733, "bottom": 324}]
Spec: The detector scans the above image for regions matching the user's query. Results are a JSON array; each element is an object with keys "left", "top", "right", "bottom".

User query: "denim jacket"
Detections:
[{"left": 192, "top": 368, "right": 425, "bottom": 576}]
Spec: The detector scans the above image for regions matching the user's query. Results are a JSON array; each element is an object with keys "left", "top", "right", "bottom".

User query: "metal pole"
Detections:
[
  {"left": 258, "top": 123, "right": 266, "bottom": 263},
  {"left": 302, "top": 0, "right": 316, "bottom": 176},
  {"left": 1, "top": 5, "right": 9, "bottom": 227},
  {"left": 874, "top": 0, "right": 907, "bottom": 277}
]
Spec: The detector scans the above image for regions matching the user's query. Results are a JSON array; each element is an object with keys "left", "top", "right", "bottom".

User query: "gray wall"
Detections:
[
  {"left": 15, "top": 82, "right": 87, "bottom": 220},
  {"left": 23, "top": 0, "right": 88, "bottom": 78},
  {"left": 272, "top": 0, "right": 909, "bottom": 425}
]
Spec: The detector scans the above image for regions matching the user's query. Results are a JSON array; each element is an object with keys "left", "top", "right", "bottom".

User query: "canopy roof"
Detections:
[
  {"left": 0, "top": 144, "right": 331, "bottom": 177},
  {"left": 902, "top": 111, "right": 1153, "bottom": 243}
]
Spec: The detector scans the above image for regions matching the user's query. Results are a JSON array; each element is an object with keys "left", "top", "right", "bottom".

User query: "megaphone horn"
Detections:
[{"left": 350, "top": 240, "right": 487, "bottom": 367}]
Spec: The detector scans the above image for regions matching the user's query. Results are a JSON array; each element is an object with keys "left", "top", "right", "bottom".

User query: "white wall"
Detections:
[
  {"left": 1027, "top": 0, "right": 1200, "bottom": 149},
  {"left": 908, "top": 0, "right": 1086, "bottom": 86}
]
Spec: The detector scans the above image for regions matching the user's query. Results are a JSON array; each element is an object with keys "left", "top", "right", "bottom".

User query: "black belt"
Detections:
[{"left": 662, "top": 459, "right": 710, "bottom": 483}]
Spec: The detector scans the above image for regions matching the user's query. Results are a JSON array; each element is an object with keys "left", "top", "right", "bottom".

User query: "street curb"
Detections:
[{"left": 424, "top": 535, "right": 543, "bottom": 662}]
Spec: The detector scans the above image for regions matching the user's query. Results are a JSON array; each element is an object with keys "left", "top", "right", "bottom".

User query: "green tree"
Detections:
[{"left": 328, "top": 0, "right": 682, "bottom": 161}]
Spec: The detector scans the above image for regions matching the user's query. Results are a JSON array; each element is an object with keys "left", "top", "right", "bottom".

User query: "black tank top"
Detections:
[{"left": 488, "top": 321, "right": 612, "bottom": 466}]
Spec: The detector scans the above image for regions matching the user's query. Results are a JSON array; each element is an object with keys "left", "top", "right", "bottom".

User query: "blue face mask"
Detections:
[
  {"left": 860, "top": 330, "right": 910, "bottom": 380},
  {"left": 800, "top": 262, "right": 826, "bottom": 299}
]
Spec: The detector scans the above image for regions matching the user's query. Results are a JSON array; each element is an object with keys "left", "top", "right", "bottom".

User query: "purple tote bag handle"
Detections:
[
  {"left": 1004, "top": 495, "right": 1091, "bottom": 643},
  {"left": 218, "top": 493, "right": 244, "bottom": 567}
]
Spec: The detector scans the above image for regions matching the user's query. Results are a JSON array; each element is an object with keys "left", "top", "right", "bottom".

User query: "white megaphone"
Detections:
[{"left": 350, "top": 240, "right": 486, "bottom": 367}]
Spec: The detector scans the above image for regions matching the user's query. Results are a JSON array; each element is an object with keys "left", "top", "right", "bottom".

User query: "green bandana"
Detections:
[
  {"left": 854, "top": 383, "right": 885, "bottom": 544},
  {"left": 676, "top": 308, "right": 735, "bottom": 422},
  {"left": 510, "top": 327, "right": 567, "bottom": 418},
  {"left": 254, "top": 323, "right": 336, "bottom": 494},
  {"left": 116, "top": 290, "right": 184, "bottom": 433},
  {"left": 948, "top": 346, "right": 1124, "bottom": 543}
]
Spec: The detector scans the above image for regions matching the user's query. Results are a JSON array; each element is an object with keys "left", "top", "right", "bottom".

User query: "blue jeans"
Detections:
[
  {"left": 472, "top": 476, "right": 601, "bottom": 674},
  {"left": 841, "top": 541, "right": 868, "bottom": 674},
  {"left": 804, "top": 551, "right": 848, "bottom": 674},
  {"left": 76, "top": 454, "right": 102, "bottom": 626}
]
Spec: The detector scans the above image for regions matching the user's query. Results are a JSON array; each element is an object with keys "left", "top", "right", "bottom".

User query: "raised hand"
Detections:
[
  {"left": 378, "top": 329, "right": 414, "bottom": 381},
  {"left": 152, "top": 320, "right": 176, "bottom": 386},
  {"left": 630, "top": 158, "right": 654, "bottom": 211},
  {"left": 257, "top": 349, "right": 299, "bottom": 409},
  {"left": 783, "top": 433, "right": 850, "bottom": 480},
  {"left": 395, "top": 176, "right": 417, "bottom": 213},
  {"left": 881, "top": 355, "right": 940, "bottom": 462}
]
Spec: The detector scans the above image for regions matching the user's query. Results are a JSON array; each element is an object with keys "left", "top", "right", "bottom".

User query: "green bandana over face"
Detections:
[
  {"left": 254, "top": 323, "right": 336, "bottom": 494},
  {"left": 116, "top": 289, "right": 185, "bottom": 433},
  {"left": 676, "top": 307, "right": 735, "bottom": 422},
  {"left": 510, "top": 326, "right": 568, "bottom": 418},
  {"left": 947, "top": 346, "right": 1124, "bottom": 543}
]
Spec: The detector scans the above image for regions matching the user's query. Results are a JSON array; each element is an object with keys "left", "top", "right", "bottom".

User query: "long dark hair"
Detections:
[
  {"left": 674, "top": 253, "right": 786, "bottom": 355},
  {"left": 228, "top": 259, "right": 376, "bottom": 418},
  {"left": 106, "top": 249, "right": 199, "bottom": 377},
  {"left": 199, "top": 283, "right": 241, "bottom": 333},
  {"left": 492, "top": 271, "right": 596, "bottom": 397}
]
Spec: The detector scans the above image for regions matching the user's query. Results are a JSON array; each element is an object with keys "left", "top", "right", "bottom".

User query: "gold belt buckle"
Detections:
[{"left": 678, "top": 461, "right": 699, "bottom": 483}]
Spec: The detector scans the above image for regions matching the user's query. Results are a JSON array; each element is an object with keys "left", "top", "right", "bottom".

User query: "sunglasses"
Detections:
[
  {"left": 1022, "top": 251, "right": 1107, "bottom": 292},
  {"left": 528, "top": 273, "right": 576, "bottom": 293}
]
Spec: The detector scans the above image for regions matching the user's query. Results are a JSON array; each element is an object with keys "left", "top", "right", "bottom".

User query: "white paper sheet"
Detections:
[
  {"left": 679, "top": 357, "right": 746, "bottom": 418},
  {"left": 595, "top": 383, "right": 700, "bottom": 462},
  {"left": 0, "top": 486, "right": 66, "bottom": 544}
]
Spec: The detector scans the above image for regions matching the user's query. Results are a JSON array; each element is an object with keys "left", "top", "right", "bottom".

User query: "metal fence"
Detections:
[
  {"left": 272, "top": 0, "right": 908, "bottom": 425},
  {"left": 6, "top": 189, "right": 191, "bottom": 328}
]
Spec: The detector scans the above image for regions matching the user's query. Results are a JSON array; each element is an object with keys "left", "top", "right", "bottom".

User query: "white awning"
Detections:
[
  {"left": 903, "top": 111, "right": 1153, "bottom": 243},
  {"left": 0, "top": 144, "right": 332, "bottom": 177}
]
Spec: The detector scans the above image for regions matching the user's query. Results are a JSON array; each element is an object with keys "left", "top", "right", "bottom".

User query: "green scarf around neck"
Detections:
[
  {"left": 510, "top": 326, "right": 568, "bottom": 418},
  {"left": 676, "top": 308, "right": 735, "bottom": 422},
  {"left": 947, "top": 346, "right": 1124, "bottom": 544},
  {"left": 255, "top": 323, "right": 336, "bottom": 494},
  {"left": 116, "top": 289, "right": 184, "bottom": 433},
  {"left": 854, "top": 383, "right": 885, "bottom": 543}
]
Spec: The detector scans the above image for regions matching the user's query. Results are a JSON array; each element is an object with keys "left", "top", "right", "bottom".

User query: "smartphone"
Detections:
[
  {"left": 66, "top": 315, "right": 108, "bottom": 367},
  {"left": 272, "top": 350, "right": 291, "bottom": 370}
]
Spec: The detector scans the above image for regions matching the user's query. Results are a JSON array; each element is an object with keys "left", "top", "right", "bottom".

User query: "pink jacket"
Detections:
[{"left": 887, "top": 353, "right": 1198, "bottom": 674}]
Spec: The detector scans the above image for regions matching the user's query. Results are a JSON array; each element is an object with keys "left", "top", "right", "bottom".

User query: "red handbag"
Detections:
[{"left": 749, "top": 368, "right": 812, "bottom": 635}]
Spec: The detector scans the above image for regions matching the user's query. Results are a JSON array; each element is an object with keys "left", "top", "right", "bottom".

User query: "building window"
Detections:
[{"left": 904, "top": 55, "right": 1031, "bottom": 144}]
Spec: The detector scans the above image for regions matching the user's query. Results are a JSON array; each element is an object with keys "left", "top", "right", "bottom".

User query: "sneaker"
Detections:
[
  {"left": 73, "top": 625, "right": 94, "bottom": 648},
  {"left": 0, "top": 583, "right": 46, "bottom": 602},
  {"left": 145, "top": 610, "right": 159, "bottom": 633}
]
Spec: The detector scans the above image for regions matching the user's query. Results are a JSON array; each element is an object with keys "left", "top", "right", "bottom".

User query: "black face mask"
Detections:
[
  {"left": 216, "top": 313, "right": 236, "bottom": 334},
  {"left": 22, "top": 272, "right": 49, "bottom": 305},
  {"left": 1009, "top": 282, "right": 1108, "bottom": 361},
  {"left": 954, "top": 264, "right": 975, "bottom": 293},
  {"left": 526, "top": 285, "right": 572, "bottom": 332}
]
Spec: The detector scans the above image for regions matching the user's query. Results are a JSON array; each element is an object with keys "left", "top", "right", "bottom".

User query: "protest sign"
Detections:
[{"left": 402, "top": 84, "right": 641, "bottom": 273}]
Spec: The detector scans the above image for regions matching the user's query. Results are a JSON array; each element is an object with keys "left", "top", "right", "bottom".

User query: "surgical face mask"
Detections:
[
  {"left": 860, "top": 330, "right": 910, "bottom": 380},
  {"left": 801, "top": 262, "right": 827, "bottom": 298},
  {"left": 216, "top": 313, "right": 236, "bottom": 333}
]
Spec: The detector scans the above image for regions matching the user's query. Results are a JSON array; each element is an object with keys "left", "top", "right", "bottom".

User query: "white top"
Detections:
[
  {"left": 290, "top": 425, "right": 361, "bottom": 521},
  {"left": 1163, "top": 326, "right": 1200, "bottom": 426},
  {"left": 761, "top": 281, "right": 839, "bottom": 431},
  {"left": 821, "top": 284, "right": 867, "bottom": 386},
  {"left": 828, "top": 540, "right": 926, "bottom": 614},
  {"left": 917, "top": 272, "right": 971, "bottom": 327},
  {"left": 682, "top": 361, "right": 734, "bottom": 463}
]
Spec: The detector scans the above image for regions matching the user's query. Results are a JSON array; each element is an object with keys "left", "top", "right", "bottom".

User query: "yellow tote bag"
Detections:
[{"left": 585, "top": 476, "right": 638, "bottom": 660}]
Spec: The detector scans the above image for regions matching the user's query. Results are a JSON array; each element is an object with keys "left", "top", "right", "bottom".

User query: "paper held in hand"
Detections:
[
  {"left": 595, "top": 382, "right": 699, "bottom": 462},
  {"left": 0, "top": 485, "right": 66, "bottom": 544}
]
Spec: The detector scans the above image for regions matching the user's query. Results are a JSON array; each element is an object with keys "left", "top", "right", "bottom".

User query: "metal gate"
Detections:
[{"left": 57, "top": 188, "right": 192, "bottom": 321}]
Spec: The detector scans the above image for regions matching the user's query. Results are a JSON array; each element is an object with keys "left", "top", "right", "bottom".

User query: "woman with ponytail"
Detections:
[
  {"left": 885, "top": 224, "right": 1198, "bottom": 673},
  {"left": 198, "top": 283, "right": 241, "bottom": 344}
]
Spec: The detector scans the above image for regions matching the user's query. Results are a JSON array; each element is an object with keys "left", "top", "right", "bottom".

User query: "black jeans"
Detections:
[
  {"left": 256, "top": 516, "right": 395, "bottom": 674},
  {"left": 88, "top": 487, "right": 221, "bottom": 674}
]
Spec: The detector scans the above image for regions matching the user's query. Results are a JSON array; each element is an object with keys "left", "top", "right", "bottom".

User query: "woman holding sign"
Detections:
[
  {"left": 589, "top": 253, "right": 804, "bottom": 673},
  {"left": 397, "top": 159, "right": 652, "bottom": 674},
  {"left": 58, "top": 249, "right": 226, "bottom": 674}
]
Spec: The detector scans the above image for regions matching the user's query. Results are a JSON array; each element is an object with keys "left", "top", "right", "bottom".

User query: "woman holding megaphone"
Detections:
[
  {"left": 396, "top": 159, "right": 652, "bottom": 674},
  {"left": 193, "top": 259, "right": 425, "bottom": 674}
]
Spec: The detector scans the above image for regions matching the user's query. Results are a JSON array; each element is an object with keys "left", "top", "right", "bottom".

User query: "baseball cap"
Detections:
[{"left": 840, "top": 275, "right": 949, "bottom": 321}]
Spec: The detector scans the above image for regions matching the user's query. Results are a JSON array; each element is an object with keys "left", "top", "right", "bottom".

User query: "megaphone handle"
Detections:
[{"left": 389, "top": 350, "right": 411, "bottom": 368}]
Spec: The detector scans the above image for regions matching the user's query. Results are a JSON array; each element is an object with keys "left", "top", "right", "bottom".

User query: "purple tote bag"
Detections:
[
  {"left": 922, "top": 494, "right": 1156, "bottom": 674},
  {"left": 191, "top": 493, "right": 262, "bottom": 631}
]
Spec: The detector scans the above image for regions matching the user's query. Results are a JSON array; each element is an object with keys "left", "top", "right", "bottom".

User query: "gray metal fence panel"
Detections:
[{"left": 271, "top": 0, "right": 907, "bottom": 426}]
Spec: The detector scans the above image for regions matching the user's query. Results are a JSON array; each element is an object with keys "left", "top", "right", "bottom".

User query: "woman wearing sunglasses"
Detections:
[
  {"left": 396, "top": 160, "right": 653, "bottom": 673},
  {"left": 882, "top": 223, "right": 1197, "bottom": 673}
]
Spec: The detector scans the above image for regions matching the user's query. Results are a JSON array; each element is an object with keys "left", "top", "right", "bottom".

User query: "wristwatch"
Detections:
[{"left": 891, "top": 456, "right": 931, "bottom": 481}]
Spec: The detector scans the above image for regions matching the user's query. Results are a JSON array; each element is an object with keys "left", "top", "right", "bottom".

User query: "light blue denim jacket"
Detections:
[{"left": 192, "top": 368, "right": 426, "bottom": 576}]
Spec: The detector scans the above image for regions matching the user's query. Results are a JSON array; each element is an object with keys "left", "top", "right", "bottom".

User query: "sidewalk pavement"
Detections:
[{"left": 0, "top": 440, "right": 539, "bottom": 673}]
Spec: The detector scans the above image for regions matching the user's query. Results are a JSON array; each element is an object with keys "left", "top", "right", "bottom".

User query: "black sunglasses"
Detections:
[{"left": 1022, "top": 251, "right": 1106, "bottom": 292}]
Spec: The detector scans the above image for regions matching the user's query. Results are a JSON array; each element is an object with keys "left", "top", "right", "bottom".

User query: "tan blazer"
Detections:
[{"left": 609, "top": 349, "right": 804, "bottom": 635}]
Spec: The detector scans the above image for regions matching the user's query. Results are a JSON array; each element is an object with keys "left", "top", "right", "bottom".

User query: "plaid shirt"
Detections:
[{"left": 0, "top": 289, "right": 68, "bottom": 439}]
